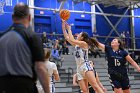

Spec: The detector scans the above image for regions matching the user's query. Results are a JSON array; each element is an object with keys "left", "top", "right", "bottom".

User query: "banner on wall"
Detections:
[{"left": 5, "top": 0, "right": 12, "bottom": 6}]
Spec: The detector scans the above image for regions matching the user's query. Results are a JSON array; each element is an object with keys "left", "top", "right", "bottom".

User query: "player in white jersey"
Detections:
[
  {"left": 45, "top": 49, "right": 60, "bottom": 93},
  {"left": 62, "top": 20, "right": 104, "bottom": 93},
  {"left": 37, "top": 49, "right": 60, "bottom": 93}
]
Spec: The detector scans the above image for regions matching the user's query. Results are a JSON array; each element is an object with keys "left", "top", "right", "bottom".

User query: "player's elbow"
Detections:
[{"left": 54, "top": 74, "right": 60, "bottom": 81}]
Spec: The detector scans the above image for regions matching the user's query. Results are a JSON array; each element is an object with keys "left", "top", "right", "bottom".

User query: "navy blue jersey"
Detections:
[{"left": 105, "top": 45, "right": 128, "bottom": 74}]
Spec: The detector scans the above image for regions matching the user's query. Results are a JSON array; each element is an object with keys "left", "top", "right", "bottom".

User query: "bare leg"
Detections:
[
  {"left": 78, "top": 79, "right": 89, "bottom": 93},
  {"left": 84, "top": 79, "right": 89, "bottom": 93},
  {"left": 85, "top": 71, "right": 104, "bottom": 93},
  {"left": 114, "top": 88, "right": 123, "bottom": 93},
  {"left": 123, "top": 88, "right": 131, "bottom": 93}
]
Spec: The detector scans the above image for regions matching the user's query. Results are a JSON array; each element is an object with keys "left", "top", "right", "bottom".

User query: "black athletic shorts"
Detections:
[{"left": 109, "top": 73, "right": 130, "bottom": 90}]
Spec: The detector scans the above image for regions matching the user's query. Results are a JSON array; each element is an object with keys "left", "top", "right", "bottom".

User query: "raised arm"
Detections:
[
  {"left": 62, "top": 21, "right": 69, "bottom": 40},
  {"left": 126, "top": 55, "right": 140, "bottom": 72},
  {"left": 65, "top": 24, "right": 87, "bottom": 49},
  {"left": 62, "top": 21, "right": 76, "bottom": 46},
  {"left": 64, "top": 22, "right": 75, "bottom": 40},
  {"left": 97, "top": 42, "right": 105, "bottom": 51}
]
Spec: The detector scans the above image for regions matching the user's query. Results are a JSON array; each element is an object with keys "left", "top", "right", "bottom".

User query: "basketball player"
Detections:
[
  {"left": 45, "top": 49, "right": 60, "bottom": 93},
  {"left": 73, "top": 61, "right": 107, "bottom": 93},
  {"left": 37, "top": 49, "right": 60, "bottom": 93},
  {"left": 97, "top": 38, "right": 140, "bottom": 93},
  {"left": 62, "top": 21, "right": 104, "bottom": 93}
]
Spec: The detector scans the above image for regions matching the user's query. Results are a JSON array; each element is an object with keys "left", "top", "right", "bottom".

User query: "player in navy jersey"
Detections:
[
  {"left": 97, "top": 38, "right": 140, "bottom": 93},
  {"left": 62, "top": 21, "right": 104, "bottom": 93}
]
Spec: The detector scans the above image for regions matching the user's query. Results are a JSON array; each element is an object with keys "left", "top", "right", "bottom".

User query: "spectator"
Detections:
[
  {"left": 42, "top": 32, "right": 48, "bottom": 44},
  {"left": 121, "top": 31, "right": 125, "bottom": 46},
  {"left": 136, "top": 55, "right": 140, "bottom": 64},
  {"left": 42, "top": 32, "right": 48, "bottom": 48},
  {"left": 54, "top": 40, "right": 62, "bottom": 56},
  {"left": 62, "top": 40, "right": 69, "bottom": 55},
  {"left": 51, "top": 47, "right": 64, "bottom": 68},
  {"left": 89, "top": 48, "right": 101, "bottom": 58},
  {"left": 51, "top": 49, "right": 60, "bottom": 61},
  {"left": 125, "top": 31, "right": 130, "bottom": 49},
  {"left": 0, "top": 3, "right": 50, "bottom": 93}
]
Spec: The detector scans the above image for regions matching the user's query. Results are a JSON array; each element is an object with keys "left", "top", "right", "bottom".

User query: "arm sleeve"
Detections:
[
  {"left": 31, "top": 33, "right": 45, "bottom": 62},
  {"left": 123, "top": 50, "right": 129, "bottom": 57}
]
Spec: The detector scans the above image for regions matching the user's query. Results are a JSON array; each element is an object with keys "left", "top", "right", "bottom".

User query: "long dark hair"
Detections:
[
  {"left": 115, "top": 37, "right": 124, "bottom": 50},
  {"left": 81, "top": 32, "right": 98, "bottom": 49}
]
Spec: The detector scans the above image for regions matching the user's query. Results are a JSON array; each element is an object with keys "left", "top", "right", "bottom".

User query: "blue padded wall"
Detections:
[
  {"left": 134, "top": 8, "right": 140, "bottom": 49},
  {"left": 0, "top": 0, "right": 28, "bottom": 32},
  {"left": 34, "top": 0, "right": 92, "bottom": 38},
  {"left": 96, "top": 5, "right": 130, "bottom": 43}
]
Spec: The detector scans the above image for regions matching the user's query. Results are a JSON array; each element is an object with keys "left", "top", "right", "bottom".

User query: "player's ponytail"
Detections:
[
  {"left": 81, "top": 32, "right": 99, "bottom": 49},
  {"left": 88, "top": 37, "right": 99, "bottom": 49}
]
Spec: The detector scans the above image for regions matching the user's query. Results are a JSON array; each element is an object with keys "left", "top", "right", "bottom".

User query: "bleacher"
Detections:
[
  {"left": 36, "top": 46, "right": 140, "bottom": 93},
  {"left": 53, "top": 46, "right": 140, "bottom": 93}
]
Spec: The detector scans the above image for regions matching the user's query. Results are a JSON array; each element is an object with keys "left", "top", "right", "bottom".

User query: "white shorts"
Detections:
[{"left": 77, "top": 62, "right": 93, "bottom": 80}]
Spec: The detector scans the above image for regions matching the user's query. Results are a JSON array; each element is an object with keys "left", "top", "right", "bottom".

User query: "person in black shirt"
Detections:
[
  {"left": 97, "top": 38, "right": 140, "bottom": 93},
  {"left": 42, "top": 32, "right": 48, "bottom": 43},
  {"left": 0, "top": 3, "right": 50, "bottom": 93}
]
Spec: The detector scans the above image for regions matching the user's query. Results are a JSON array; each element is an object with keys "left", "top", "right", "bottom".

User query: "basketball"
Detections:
[{"left": 60, "top": 9, "right": 70, "bottom": 21}]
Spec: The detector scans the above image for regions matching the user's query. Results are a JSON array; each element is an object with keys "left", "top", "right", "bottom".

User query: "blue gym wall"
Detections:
[
  {"left": 134, "top": 8, "right": 140, "bottom": 49},
  {"left": 96, "top": 4, "right": 130, "bottom": 44},
  {"left": 0, "top": 0, "right": 28, "bottom": 32},
  {"left": 34, "top": 0, "right": 92, "bottom": 39},
  {"left": 0, "top": 1, "right": 140, "bottom": 48}
]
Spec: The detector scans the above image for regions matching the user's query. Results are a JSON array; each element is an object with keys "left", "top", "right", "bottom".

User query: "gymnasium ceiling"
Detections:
[{"left": 71, "top": 0, "right": 140, "bottom": 9}]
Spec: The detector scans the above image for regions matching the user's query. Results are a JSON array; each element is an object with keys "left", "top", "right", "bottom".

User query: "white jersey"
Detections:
[
  {"left": 74, "top": 45, "right": 89, "bottom": 67},
  {"left": 45, "top": 61, "right": 58, "bottom": 83},
  {"left": 37, "top": 61, "right": 58, "bottom": 93}
]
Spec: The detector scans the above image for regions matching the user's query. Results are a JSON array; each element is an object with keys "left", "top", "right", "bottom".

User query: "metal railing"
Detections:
[{"left": 67, "top": 67, "right": 73, "bottom": 83}]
